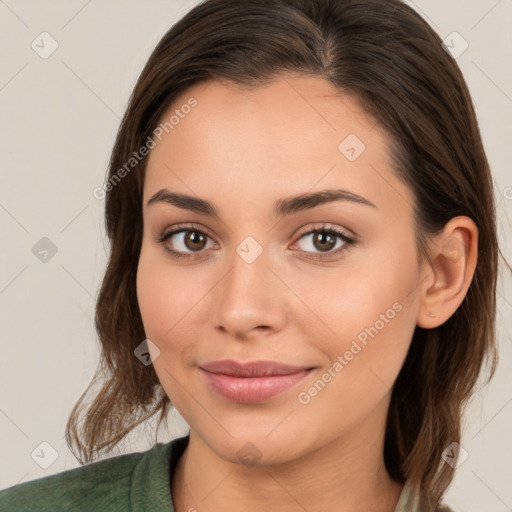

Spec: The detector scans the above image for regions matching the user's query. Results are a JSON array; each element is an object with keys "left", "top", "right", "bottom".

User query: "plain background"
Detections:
[{"left": 0, "top": 0, "right": 511, "bottom": 510}]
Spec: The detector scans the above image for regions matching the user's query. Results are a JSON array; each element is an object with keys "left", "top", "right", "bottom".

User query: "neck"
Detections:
[{"left": 171, "top": 399, "right": 403, "bottom": 512}]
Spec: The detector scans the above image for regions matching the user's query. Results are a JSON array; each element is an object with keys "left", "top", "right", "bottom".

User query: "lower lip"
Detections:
[{"left": 200, "top": 368, "right": 312, "bottom": 403}]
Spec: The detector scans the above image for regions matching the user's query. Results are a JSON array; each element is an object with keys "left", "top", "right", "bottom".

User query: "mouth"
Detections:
[{"left": 199, "top": 359, "right": 315, "bottom": 403}]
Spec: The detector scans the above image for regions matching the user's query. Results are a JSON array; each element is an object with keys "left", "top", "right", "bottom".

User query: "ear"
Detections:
[{"left": 416, "top": 216, "right": 478, "bottom": 329}]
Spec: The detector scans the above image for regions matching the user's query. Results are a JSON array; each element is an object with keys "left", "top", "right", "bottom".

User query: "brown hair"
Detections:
[{"left": 65, "top": 0, "right": 509, "bottom": 508}]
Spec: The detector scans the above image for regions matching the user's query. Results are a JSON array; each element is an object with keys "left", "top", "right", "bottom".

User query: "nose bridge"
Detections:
[{"left": 210, "top": 238, "right": 286, "bottom": 336}]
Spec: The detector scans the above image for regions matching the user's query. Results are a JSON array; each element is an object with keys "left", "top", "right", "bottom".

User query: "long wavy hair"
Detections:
[{"left": 66, "top": 0, "right": 508, "bottom": 508}]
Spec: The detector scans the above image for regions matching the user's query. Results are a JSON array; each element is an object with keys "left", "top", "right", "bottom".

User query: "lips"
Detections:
[
  {"left": 199, "top": 359, "right": 314, "bottom": 403},
  {"left": 200, "top": 359, "right": 310, "bottom": 377}
]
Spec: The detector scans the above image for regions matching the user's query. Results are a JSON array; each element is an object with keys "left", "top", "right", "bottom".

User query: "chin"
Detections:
[{"left": 190, "top": 418, "right": 329, "bottom": 468}]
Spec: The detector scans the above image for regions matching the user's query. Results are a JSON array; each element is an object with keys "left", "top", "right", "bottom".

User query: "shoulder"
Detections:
[{"left": 0, "top": 444, "right": 160, "bottom": 512}]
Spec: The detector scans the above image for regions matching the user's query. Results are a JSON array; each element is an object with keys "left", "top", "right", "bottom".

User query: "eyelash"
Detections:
[{"left": 156, "top": 222, "right": 356, "bottom": 261}]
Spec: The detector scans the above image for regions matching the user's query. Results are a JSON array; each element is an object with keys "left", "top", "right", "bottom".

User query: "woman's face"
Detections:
[{"left": 137, "top": 74, "right": 426, "bottom": 465}]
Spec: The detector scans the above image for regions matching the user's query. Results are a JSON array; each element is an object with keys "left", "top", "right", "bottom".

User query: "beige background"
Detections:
[{"left": 0, "top": 0, "right": 511, "bottom": 510}]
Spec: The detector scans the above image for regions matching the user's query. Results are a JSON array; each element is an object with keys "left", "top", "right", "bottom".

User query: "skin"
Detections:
[{"left": 136, "top": 73, "right": 478, "bottom": 512}]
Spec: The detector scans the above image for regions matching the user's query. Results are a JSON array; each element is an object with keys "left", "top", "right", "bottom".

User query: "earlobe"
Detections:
[{"left": 416, "top": 216, "right": 478, "bottom": 329}]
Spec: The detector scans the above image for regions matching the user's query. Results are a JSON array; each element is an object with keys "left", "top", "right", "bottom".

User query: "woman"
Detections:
[{"left": 1, "top": 0, "right": 506, "bottom": 510}]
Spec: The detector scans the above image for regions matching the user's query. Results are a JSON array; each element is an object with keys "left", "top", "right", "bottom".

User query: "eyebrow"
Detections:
[{"left": 145, "top": 187, "right": 377, "bottom": 218}]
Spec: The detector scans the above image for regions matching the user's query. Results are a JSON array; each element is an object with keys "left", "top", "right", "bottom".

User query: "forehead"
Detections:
[{"left": 143, "top": 75, "right": 414, "bottom": 218}]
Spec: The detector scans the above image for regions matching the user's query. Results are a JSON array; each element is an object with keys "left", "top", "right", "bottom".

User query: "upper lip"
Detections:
[{"left": 200, "top": 359, "right": 312, "bottom": 377}]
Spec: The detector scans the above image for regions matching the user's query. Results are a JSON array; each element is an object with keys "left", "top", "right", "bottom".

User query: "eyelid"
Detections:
[
  {"left": 158, "top": 222, "right": 215, "bottom": 241},
  {"left": 293, "top": 222, "right": 355, "bottom": 241}
]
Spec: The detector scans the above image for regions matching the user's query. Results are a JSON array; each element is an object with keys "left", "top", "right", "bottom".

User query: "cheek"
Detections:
[
  {"left": 290, "top": 264, "right": 418, "bottom": 436},
  {"left": 136, "top": 247, "right": 202, "bottom": 352},
  {"left": 290, "top": 242, "right": 420, "bottom": 390},
  {"left": 136, "top": 249, "right": 205, "bottom": 406}
]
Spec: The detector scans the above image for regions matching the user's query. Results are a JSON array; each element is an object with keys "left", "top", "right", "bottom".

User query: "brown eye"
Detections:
[
  {"left": 158, "top": 226, "right": 214, "bottom": 259},
  {"left": 311, "top": 232, "right": 337, "bottom": 252},
  {"left": 183, "top": 231, "right": 208, "bottom": 251},
  {"left": 293, "top": 226, "right": 355, "bottom": 259}
]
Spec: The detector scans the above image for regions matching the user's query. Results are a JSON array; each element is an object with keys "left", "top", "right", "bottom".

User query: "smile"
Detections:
[{"left": 199, "top": 359, "right": 314, "bottom": 403}]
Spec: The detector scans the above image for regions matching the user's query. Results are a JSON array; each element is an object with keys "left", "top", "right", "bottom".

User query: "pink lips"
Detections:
[{"left": 199, "top": 359, "right": 313, "bottom": 403}]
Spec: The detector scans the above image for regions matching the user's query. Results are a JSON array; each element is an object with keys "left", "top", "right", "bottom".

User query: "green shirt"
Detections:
[{"left": 0, "top": 434, "right": 454, "bottom": 511}]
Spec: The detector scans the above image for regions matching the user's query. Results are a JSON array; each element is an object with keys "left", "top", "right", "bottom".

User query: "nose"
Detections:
[{"left": 209, "top": 243, "right": 289, "bottom": 340}]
